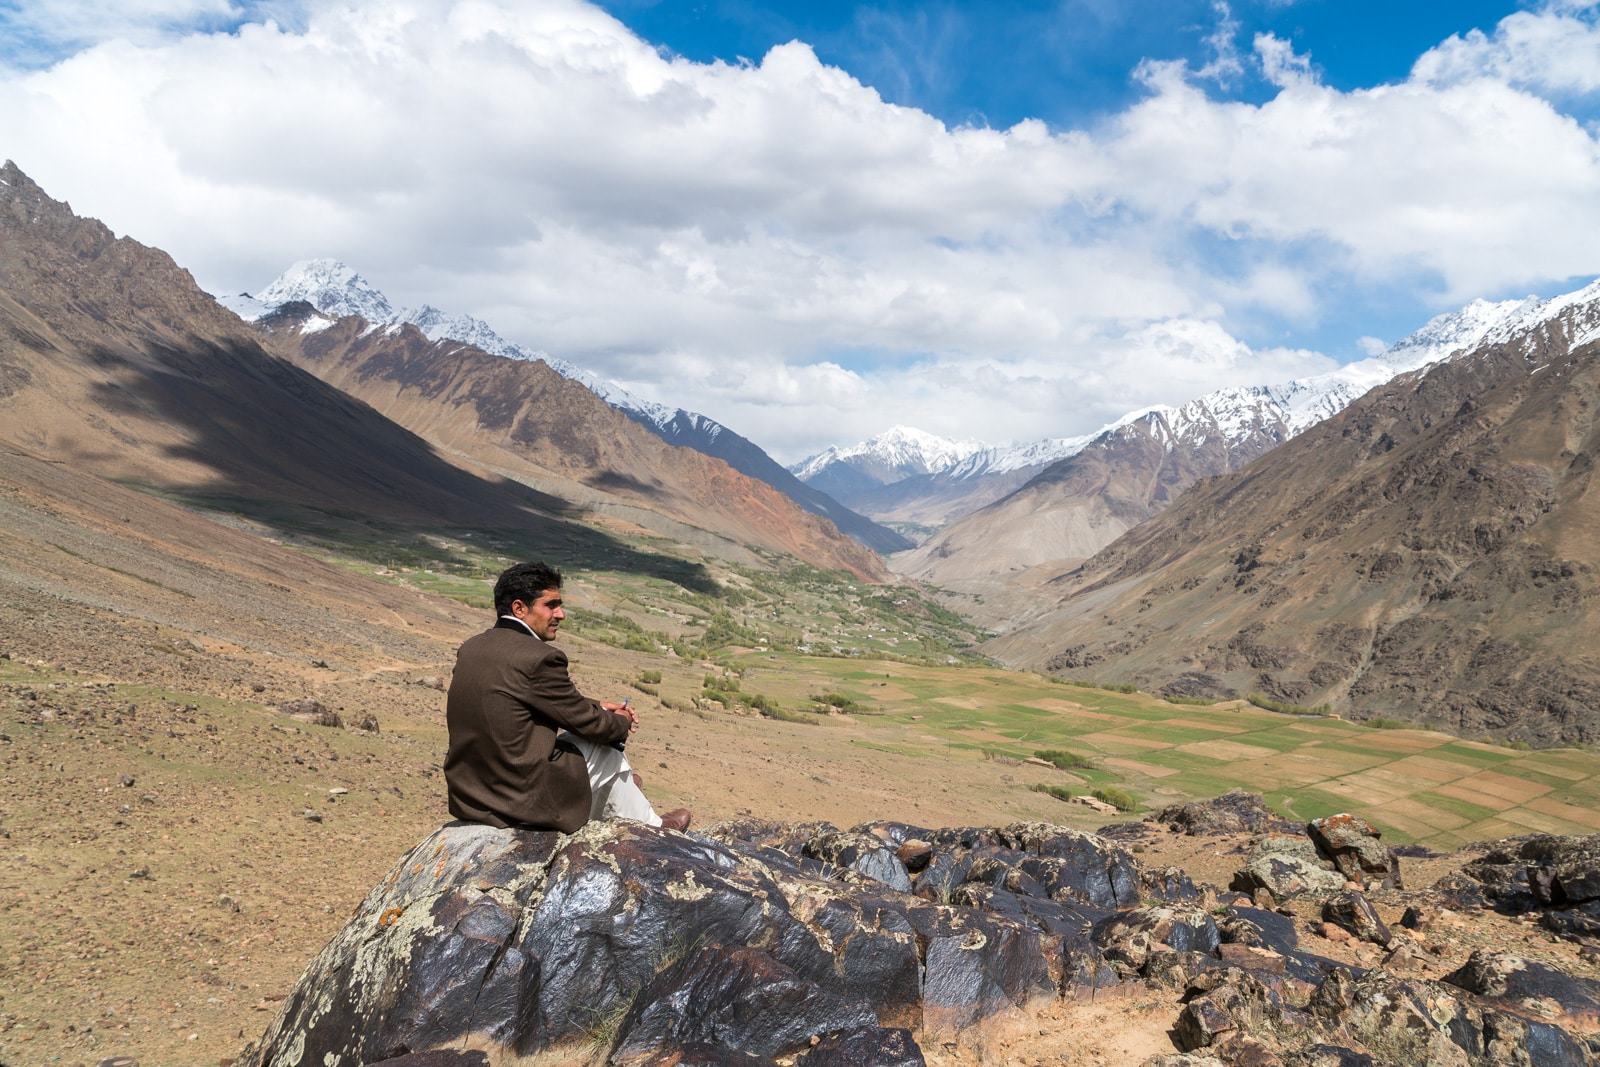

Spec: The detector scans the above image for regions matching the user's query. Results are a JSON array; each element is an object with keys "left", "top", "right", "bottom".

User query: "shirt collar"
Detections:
[{"left": 499, "top": 614, "right": 540, "bottom": 640}]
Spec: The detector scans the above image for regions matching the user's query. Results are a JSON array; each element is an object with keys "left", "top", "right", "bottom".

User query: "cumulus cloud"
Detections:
[
  {"left": 1, "top": 0, "right": 1598, "bottom": 460},
  {"left": 1412, "top": 3, "right": 1600, "bottom": 94}
]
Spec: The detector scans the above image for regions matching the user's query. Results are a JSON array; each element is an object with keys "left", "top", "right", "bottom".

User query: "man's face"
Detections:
[{"left": 512, "top": 588, "right": 564, "bottom": 640}]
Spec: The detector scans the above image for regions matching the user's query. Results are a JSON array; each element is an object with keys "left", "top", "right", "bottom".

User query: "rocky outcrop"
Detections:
[
  {"left": 1154, "top": 789, "right": 1295, "bottom": 837},
  {"left": 1456, "top": 833, "right": 1600, "bottom": 941},
  {"left": 240, "top": 814, "right": 1600, "bottom": 1067},
  {"left": 239, "top": 818, "right": 1188, "bottom": 1066}
]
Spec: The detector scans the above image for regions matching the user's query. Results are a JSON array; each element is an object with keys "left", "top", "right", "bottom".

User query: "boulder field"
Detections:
[{"left": 240, "top": 794, "right": 1600, "bottom": 1066}]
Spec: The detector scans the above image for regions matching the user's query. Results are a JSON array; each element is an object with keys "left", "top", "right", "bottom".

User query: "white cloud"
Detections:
[
  {"left": 2, "top": 0, "right": 1599, "bottom": 461},
  {"left": 1195, "top": 2, "right": 1244, "bottom": 85},
  {"left": 1412, "top": 5, "right": 1600, "bottom": 94},
  {"left": 1253, "top": 33, "right": 1315, "bottom": 89}
]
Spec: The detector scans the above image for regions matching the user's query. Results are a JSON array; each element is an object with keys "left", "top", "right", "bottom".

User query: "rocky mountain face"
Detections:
[
  {"left": 240, "top": 796, "right": 1600, "bottom": 1067},
  {"left": 255, "top": 303, "right": 888, "bottom": 580},
  {"left": 229, "top": 261, "right": 910, "bottom": 554},
  {"left": 0, "top": 163, "right": 568, "bottom": 532},
  {"left": 987, "top": 285, "right": 1600, "bottom": 743}
]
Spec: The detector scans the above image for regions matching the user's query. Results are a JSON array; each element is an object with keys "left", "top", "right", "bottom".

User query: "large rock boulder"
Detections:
[
  {"left": 1308, "top": 814, "right": 1402, "bottom": 891},
  {"left": 1153, "top": 789, "right": 1293, "bottom": 836},
  {"left": 239, "top": 819, "right": 1173, "bottom": 1066},
  {"left": 1231, "top": 833, "right": 1347, "bottom": 899}
]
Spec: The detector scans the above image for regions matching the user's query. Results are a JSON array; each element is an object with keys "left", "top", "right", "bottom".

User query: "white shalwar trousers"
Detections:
[{"left": 564, "top": 734, "right": 661, "bottom": 826}]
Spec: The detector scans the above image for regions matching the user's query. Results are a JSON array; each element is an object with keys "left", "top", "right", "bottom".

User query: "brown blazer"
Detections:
[{"left": 444, "top": 619, "right": 631, "bottom": 832}]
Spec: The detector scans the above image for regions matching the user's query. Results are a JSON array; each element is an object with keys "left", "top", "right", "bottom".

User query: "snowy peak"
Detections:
[
  {"left": 1378, "top": 295, "right": 1544, "bottom": 369},
  {"left": 224, "top": 259, "right": 702, "bottom": 431},
  {"left": 790, "top": 426, "right": 988, "bottom": 483},
  {"left": 254, "top": 259, "right": 397, "bottom": 324}
]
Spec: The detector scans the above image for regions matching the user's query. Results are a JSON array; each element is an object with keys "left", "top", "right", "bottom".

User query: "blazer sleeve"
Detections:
[{"left": 524, "top": 645, "right": 632, "bottom": 745}]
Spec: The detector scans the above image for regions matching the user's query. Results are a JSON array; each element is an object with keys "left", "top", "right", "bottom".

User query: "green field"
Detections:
[
  {"left": 686, "top": 650, "right": 1600, "bottom": 849},
  {"left": 203, "top": 499, "right": 1600, "bottom": 851}
]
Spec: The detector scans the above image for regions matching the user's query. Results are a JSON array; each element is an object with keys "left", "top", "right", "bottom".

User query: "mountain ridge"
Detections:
[
  {"left": 226, "top": 261, "right": 911, "bottom": 554},
  {"left": 253, "top": 301, "right": 890, "bottom": 581},
  {"left": 797, "top": 292, "right": 1555, "bottom": 541}
]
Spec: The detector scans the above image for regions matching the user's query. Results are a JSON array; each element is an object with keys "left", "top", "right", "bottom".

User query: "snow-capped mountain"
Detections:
[
  {"left": 791, "top": 426, "right": 988, "bottom": 483},
  {"left": 894, "top": 277, "right": 1600, "bottom": 595},
  {"left": 221, "top": 260, "right": 912, "bottom": 554},
  {"left": 225, "top": 259, "right": 682, "bottom": 425},
  {"left": 791, "top": 298, "right": 1519, "bottom": 534}
]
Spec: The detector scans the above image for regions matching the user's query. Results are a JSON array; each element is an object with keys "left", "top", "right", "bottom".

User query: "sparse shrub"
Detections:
[
  {"left": 1031, "top": 783, "right": 1075, "bottom": 802},
  {"left": 629, "top": 681, "right": 659, "bottom": 697},
  {"left": 639, "top": 670, "right": 663, "bottom": 685},
  {"left": 1363, "top": 717, "right": 1408, "bottom": 730},
  {"left": 1093, "top": 786, "right": 1139, "bottom": 812},
  {"left": 809, "top": 691, "right": 867, "bottom": 713},
  {"left": 1058, "top": 679, "right": 1136, "bottom": 694},
  {"left": 1505, "top": 739, "right": 1532, "bottom": 751},
  {"left": 1246, "top": 693, "right": 1332, "bottom": 716},
  {"left": 1034, "top": 749, "right": 1094, "bottom": 770},
  {"left": 703, "top": 673, "right": 740, "bottom": 694},
  {"left": 754, "top": 698, "right": 818, "bottom": 725},
  {"left": 1162, "top": 694, "right": 1216, "bottom": 706}
]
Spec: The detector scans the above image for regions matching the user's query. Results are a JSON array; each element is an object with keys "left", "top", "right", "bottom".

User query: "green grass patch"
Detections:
[
  {"left": 1412, "top": 791, "right": 1500, "bottom": 824},
  {"left": 1434, "top": 743, "right": 1519, "bottom": 766},
  {"left": 1266, "top": 785, "right": 1365, "bottom": 824},
  {"left": 1139, "top": 749, "right": 1231, "bottom": 771}
]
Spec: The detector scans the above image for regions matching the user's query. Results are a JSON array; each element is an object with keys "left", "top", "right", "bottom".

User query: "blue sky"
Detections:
[
  {"left": 597, "top": 1, "right": 1527, "bottom": 125},
  {"left": 2, "top": 0, "right": 1599, "bottom": 458}
]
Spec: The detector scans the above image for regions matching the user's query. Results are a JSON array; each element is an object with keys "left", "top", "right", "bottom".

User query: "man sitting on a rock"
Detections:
[{"left": 445, "top": 561, "right": 691, "bottom": 833}]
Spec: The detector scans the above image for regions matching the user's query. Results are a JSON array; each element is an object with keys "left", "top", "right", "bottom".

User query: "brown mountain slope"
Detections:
[
  {"left": 255, "top": 304, "right": 886, "bottom": 581},
  {"left": 893, "top": 405, "right": 1289, "bottom": 607},
  {"left": 0, "top": 162, "right": 578, "bottom": 531},
  {"left": 0, "top": 161, "right": 879, "bottom": 582},
  {"left": 986, "top": 312, "right": 1600, "bottom": 744}
]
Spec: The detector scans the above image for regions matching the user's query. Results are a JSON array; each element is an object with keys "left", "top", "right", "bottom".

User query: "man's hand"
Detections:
[{"left": 601, "top": 700, "right": 639, "bottom": 732}]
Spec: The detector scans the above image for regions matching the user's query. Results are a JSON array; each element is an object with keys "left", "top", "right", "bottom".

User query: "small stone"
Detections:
[
  {"left": 119, "top": 774, "right": 135, "bottom": 788},
  {"left": 329, "top": 787, "right": 349, "bottom": 796},
  {"left": 304, "top": 809, "right": 324, "bottom": 823}
]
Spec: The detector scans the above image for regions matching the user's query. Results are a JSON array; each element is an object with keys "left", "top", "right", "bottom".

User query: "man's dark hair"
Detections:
[{"left": 494, "top": 561, "right": 563, "bottom": 616}]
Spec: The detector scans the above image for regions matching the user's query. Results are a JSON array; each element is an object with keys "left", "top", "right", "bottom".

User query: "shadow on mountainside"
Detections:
[{"left": 77, "top": 336, "right": 721, "bottom": 595}]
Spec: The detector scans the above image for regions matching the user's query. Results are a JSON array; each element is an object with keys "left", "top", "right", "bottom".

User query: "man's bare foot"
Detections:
[{"left": 658, "top": 808, "right": 692, "bottom": 832}]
